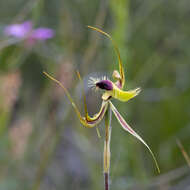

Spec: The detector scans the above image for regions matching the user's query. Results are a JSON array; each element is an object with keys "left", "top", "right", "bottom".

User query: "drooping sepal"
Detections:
[{"left": 109, "top": 101, "right": 160, "bottom": 173}]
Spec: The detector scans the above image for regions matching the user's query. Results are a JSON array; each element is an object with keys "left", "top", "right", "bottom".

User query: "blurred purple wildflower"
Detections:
[
  {"left": 4, "top": 21, "right": 32, "bottom": 38},
  {"left": 30, "top": 28, "right": 54, "bottom": 40},
  {"left": 4, "top": 21, "right": 54, "bottom": 42}
]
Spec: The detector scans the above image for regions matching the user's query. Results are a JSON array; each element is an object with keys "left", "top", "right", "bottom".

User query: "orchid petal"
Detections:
[
  {"left": 43, "top": 71, "right": 83, "bottom": 121},
  {"left": 112, "top": 85, "right": 141, "bottom": 102},
  {"left": 87, "top": 26, "right": 125, "bottom": 89},
  {"left": 76, "top": 71, "right": 104, "bottom": 136},
  {"left": 43, "top": 71, "right": 108, "bottom": 128},
  {"left": 76, "top": 71, "right": 108, "bottom": 124},
  {"left": 109, "top": 101, "right": 160, "bottom": 173}
]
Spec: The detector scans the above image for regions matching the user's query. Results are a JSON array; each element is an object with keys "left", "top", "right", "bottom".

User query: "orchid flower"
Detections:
[{"left": 43, "top": 26, "right": 160, "bottom": 187}]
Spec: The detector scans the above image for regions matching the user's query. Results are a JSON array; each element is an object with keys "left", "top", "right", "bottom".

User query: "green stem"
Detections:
[{"left": 104, "top": 105, "right": 112, "bottom": 190}]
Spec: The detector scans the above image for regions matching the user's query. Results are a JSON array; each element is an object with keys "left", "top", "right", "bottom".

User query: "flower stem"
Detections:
[
  {"left": 104, "top": 172, "right": 109, "bottom": 190},
  {"left": 104, "top": 105, "right": 112, "bottom": 190}
]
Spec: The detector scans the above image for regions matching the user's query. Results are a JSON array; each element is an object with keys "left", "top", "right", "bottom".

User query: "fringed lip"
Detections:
[
  {"left": 96, "top": 80, "right": 113, "bottom": 91},
  {"left": 88, "top": 76, "right": 113, "bottom": 91}
]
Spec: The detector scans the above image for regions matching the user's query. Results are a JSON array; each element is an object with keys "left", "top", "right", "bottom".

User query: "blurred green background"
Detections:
[{"left": 0, "top": 0, "right": 190, "bottom": 189}]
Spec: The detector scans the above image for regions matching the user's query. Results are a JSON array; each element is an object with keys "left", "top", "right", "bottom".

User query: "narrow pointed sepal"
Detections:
[
  {"left": 109, "top": 101, "right": 160, "bottom": 173},
  {"left": 43, "top": 71, "right": 108, "bottom": 128},
  {"left": 87, "top": 25, "right": 125, "bottom": 89}
]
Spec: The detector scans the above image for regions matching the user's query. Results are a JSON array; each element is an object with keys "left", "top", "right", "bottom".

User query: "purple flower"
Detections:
[
  {"left": 4, "top": 21, "right": 54, "bottom": 42},
  {"left": 30, "top": 28, "right": 54, "bottom": 40},
  {"left": 4, "top": 21, "right": 32, "bottom": 38}
]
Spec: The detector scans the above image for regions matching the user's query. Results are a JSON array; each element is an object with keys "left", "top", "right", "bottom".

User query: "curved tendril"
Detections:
[
  {"left": 43, "top": 71, "right": 108, "bottom": 128},
  {"left": 87, "top": 25, "right": 125, "bottom": 89}
]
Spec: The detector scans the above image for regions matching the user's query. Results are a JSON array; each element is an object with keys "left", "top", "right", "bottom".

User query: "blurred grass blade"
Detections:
[
  {"left": 176, "top": 139, "right": 190, "bottom": 167},
  {"left": 109, "top": 101, "right": 160, "bottom": 173}
]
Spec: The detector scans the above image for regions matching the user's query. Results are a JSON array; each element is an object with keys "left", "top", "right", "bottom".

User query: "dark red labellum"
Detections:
[{"left": 96, "top": 80, "right": 113, "bottom": 91}]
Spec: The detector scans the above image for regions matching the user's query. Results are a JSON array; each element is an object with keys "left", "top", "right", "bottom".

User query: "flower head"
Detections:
[
  {"left": 4, "top": 21, "right": 32, "bottom": 38},
  {"left": 30, "top": 28, "right": 54, "bottom": 40},
  {"left": 43, "top": 26, "right": 160, "bottom": 173},
  {"left": 4, "top": 21, "right": 54, "bottom": 44}
]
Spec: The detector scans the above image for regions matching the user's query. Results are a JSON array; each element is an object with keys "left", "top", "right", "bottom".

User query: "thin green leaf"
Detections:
[{"left": 176, "top": 139, "right": 190, "bottom": 167}]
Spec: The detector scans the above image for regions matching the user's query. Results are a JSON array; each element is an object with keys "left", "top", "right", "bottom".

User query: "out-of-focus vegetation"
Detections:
[{"left": 0, "top": 0, "right": 190, "bottom": 189}]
